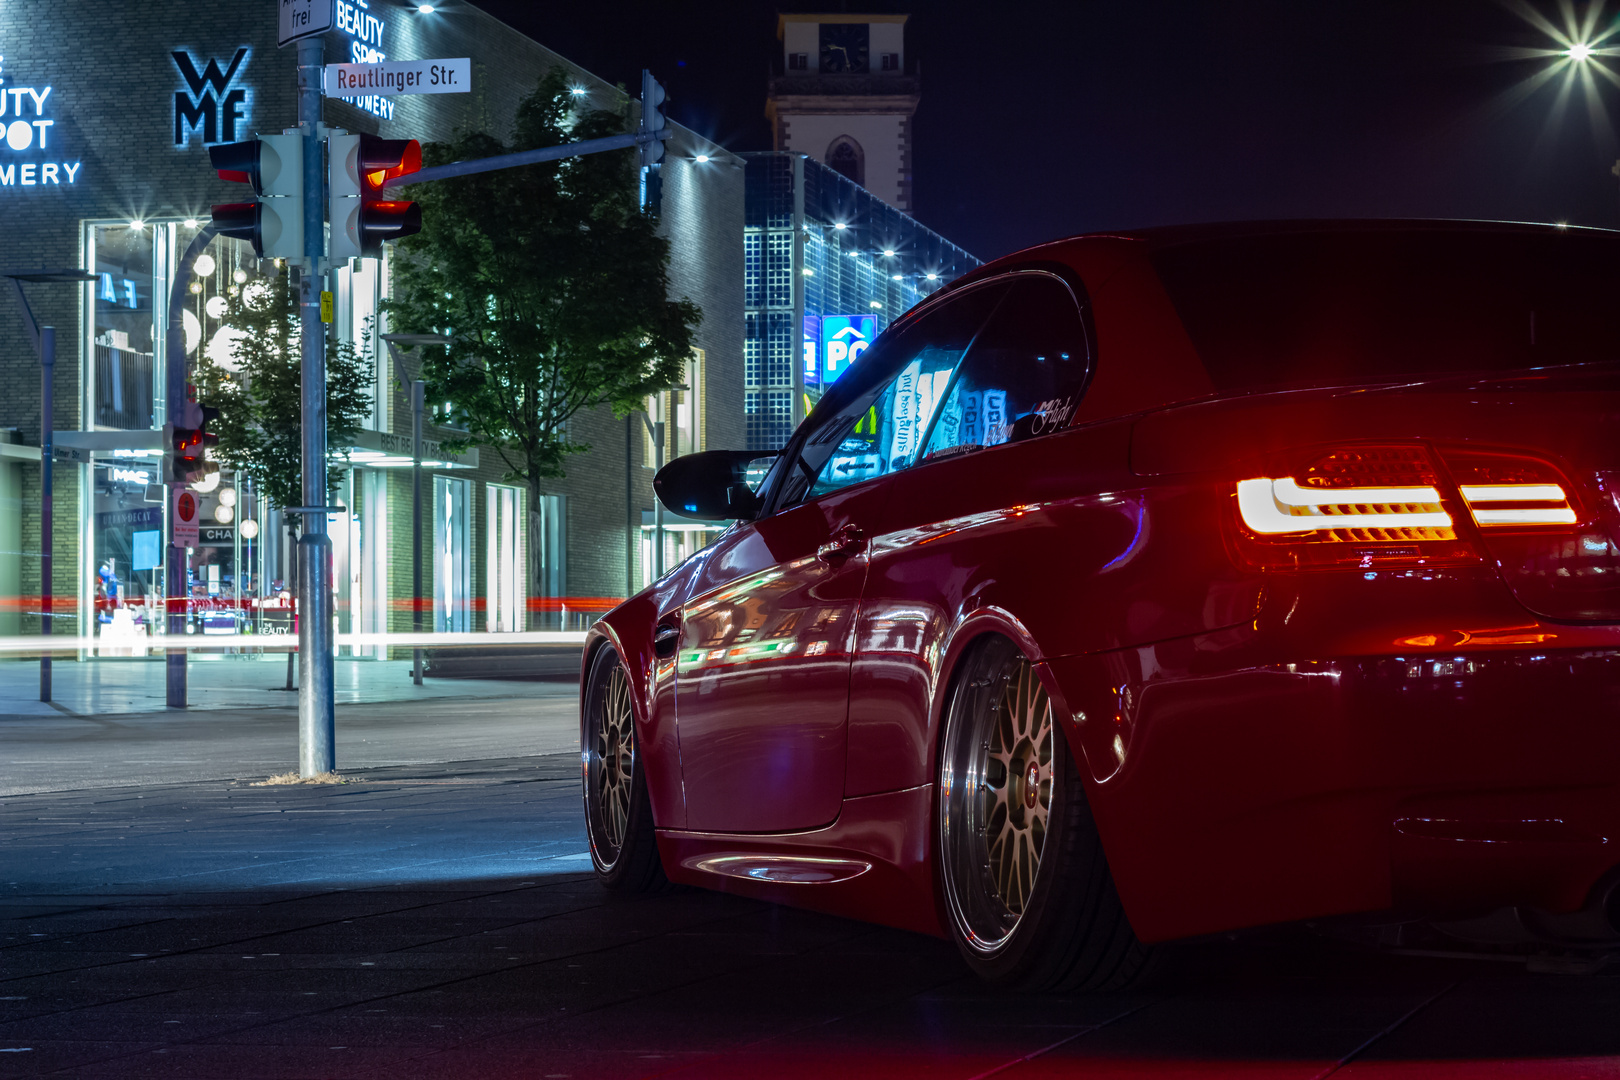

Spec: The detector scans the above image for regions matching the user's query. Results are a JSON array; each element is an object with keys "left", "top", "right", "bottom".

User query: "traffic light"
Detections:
[
  {"left": 208, "top": 135, "right": 303, "bottom": 259},
  {"left": 329, "top": 133, "right": 423, "bottom": 260},
  {"left": 164, "top": 405, "right": 220, "bottom": 487},
  {"left": 639, "top": 69, "right": 667, "bottom": 168}
]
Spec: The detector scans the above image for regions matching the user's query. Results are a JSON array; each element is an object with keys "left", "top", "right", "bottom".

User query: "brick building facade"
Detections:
[{"left": 0, "top": 0, "right": 743, "bottom": 649}]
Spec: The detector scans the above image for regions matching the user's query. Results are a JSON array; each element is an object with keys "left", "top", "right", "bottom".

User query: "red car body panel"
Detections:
[{"left": 585, "top": 223, "right": 1620, "bottom": 945}]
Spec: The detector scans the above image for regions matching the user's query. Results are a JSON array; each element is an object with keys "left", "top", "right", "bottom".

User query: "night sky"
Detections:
[{"left": 464, "top": 0, "right": 1620, "bottom": 261}]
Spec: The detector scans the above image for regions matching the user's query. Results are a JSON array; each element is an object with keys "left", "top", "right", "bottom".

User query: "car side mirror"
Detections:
[{"left": 654, "top": 450, "right": 776, "bottom": 521}]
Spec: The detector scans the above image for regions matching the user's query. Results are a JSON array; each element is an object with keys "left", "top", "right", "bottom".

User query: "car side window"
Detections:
[
  {"left": 793, "top": 283, "right": 1008, "bottom": 504},
  {"left": 919, "top": 275, "right": 1091, "bottom": 461}
]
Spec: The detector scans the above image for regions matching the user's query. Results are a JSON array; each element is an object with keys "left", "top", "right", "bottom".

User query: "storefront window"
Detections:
[{"left": 89, "top": 223, "right": 159, "bottom": 430}]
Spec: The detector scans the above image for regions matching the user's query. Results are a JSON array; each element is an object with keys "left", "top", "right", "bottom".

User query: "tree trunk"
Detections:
[{"left": 526, "top": 476, "right": 545, "bottom": 632}]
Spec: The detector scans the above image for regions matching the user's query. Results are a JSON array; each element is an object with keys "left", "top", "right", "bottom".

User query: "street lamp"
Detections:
[
  {"left": 3, "top": 269, "right": 97, "bottom": 703},
  {"left": 381, "top": 332, "right": 450, "bottom": 686}
]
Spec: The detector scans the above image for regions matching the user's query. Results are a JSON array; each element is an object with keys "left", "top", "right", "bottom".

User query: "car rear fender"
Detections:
[{"left": 929, "top": 606, "right": 1092, "bottom": 803}]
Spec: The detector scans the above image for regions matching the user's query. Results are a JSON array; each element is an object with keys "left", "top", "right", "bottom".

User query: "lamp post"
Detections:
[
  {"left": 4, "top": 270, "right": 97, "bottom": 703},
  {"left": 381, "top": 332, "right": 449, "bottom": 685}
]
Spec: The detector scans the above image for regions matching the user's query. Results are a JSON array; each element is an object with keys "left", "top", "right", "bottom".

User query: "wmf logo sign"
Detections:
[{"left": 172, "top": 48, "right": 252, "bottom": 146}]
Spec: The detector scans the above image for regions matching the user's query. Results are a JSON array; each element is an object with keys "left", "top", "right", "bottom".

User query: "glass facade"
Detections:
[{"left": 741, "top": 152, "right": 979, "bottom": 451}]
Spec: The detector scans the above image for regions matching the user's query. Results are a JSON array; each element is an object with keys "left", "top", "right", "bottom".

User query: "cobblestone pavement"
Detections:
[{"left": 2, "top": 755, "right": 1618, "bottom": 1078}]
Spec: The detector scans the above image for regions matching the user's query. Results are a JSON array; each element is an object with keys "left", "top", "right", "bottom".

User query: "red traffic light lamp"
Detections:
[
  {"left": 207, "top": 135, "right": 303, "bottom": 259},
  {"left": 330, "top": 134, "right": 423, "bottom": 260},
  {"left": 164, "top": 401, "right": 221, "bottom": 486}
]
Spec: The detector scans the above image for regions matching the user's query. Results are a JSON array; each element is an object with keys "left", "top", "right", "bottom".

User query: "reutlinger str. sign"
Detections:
[{"left": 323, "top": 58, "right": 470, "bottom": 96}]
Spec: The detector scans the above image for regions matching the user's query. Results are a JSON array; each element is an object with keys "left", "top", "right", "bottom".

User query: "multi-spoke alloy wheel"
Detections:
[
  {"left": 937, "top": 635, "right": 1153, "bottom": 991},
  {"left": 940, "top": 637, "right": 1054, "bottom": 952},
  {"left": 581, "top": 645, "right": 668, "bottom": 891},
  {"left": 593, "top": 662, "right": 635, "bottom": 860}
]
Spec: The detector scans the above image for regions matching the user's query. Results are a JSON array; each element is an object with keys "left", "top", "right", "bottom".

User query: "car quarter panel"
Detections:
[{"left": 845, "top": 419, "right": 1262, "bottom": 798}]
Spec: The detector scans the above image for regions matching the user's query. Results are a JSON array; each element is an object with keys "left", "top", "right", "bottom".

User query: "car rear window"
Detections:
[{"left": 1150, "top": 229, "right": 1620, "bottom": 393}]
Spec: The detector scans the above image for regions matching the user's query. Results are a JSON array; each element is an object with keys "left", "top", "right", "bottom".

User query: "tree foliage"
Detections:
[
  {"left": 195, "top": 265, "right": 374, "bottom": 511},
  {"left": 385, "top": 66, "right": 701, "bottom": 484}
]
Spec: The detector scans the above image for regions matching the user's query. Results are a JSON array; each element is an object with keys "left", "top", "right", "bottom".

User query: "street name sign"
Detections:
[
  {"left": 279, "top": 0, "right": 334, "bottom": 47},
  {"left": 172, "top": 488, "right": 200, "bottom": 548},
  {"left": 324, "top": 58, "right": 472, "bottom": 96}
]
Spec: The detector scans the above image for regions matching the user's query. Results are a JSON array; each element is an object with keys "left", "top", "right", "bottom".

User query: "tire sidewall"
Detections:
[
  {"left": 935, "top": 637, "right": 1082, "bottom": 985},
  {"left": 582, "top": 644, "right": 644, "bottom": 882}
]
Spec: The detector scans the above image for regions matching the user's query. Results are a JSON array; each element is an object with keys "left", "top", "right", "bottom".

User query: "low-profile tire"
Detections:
[
  {"left": 937, "top": 635, "right": 1153, "bottom": 992},
  {"left": 581, "top": 644, "right": 669, "bottom": 893}
]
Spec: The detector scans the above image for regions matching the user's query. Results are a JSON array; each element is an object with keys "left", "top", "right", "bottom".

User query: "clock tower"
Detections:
[{"left": 767, "top": 14, "right": 920, "bottom": 213}]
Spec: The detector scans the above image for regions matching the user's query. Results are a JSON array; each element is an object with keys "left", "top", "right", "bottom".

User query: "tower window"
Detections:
[
  {"left": 788, "top": 52, "right": 809, "bottom": 71},
  {"left": 880, "top": 53, "right": 900, "bottom": 72},
  {"left": 827, "top": 136, "right": 864, "bottom": 188}
]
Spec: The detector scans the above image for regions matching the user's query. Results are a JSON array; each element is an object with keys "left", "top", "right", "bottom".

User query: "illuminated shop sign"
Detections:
[
  {"left": 820, "top": 314, "right": 876, "bottom": 386},
  {"left": 802, "top": 315, "right": 820, "bottom": 387},
  {"left": 334, "top": 0, "right": 395, "bottom": 120},
  {"left": 0, "top": 54, "right": 80, "bottom": 189},
  {"left": 172, "top": 48, "right": 252, "bottom": 146}
]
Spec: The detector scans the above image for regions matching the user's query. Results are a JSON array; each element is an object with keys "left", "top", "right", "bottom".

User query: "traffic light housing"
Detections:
[
  {"left": 164, "top": 404, "right": 220, "bottom": 487},
  {"left": 330, "top": 133, "right": 423, "bottom": 260},
  {"left": 208, "top": 135, "right": 303, "bottom": 259},
  {"left": 639, "top": 69, "right": 667, "bottom": 168}
]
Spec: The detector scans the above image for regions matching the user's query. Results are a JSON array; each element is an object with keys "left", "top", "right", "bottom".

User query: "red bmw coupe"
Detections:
[{"left": 581, "top": 220, "right": 1620, "bottom": 990}]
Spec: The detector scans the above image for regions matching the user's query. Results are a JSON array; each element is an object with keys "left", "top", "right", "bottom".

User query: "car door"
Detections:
[
  {"left": 846, "top": 272, "right": 1102, "bottom": 798},
  {"left": 673, "top": 285, "right": 1006, "bottom": 834}
]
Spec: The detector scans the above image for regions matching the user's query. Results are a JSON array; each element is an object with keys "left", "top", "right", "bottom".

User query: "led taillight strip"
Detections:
[
  {"left": 1236, "top": 478, "right": 1451, "bottom": 535},
  {"left": 1459, "top": 483, "right": 1576, "bottom": 526}
]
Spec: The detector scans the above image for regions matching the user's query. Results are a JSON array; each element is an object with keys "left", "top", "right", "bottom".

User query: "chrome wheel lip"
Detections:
[
  {"left": 584, "top": 653, "right": 635, "bottom": 874},
  {"left": 939, "top": 649, "right": 1055, "bottom": 956}
]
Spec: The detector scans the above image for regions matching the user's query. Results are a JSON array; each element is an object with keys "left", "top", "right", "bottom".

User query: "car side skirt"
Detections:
[{"left": 656, "top": 783, "right": 947, "bottom": 939}]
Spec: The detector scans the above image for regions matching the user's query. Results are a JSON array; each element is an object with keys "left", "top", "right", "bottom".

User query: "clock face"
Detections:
[{"left": 819, "top": 23, "right": 870, "bottom": 74}]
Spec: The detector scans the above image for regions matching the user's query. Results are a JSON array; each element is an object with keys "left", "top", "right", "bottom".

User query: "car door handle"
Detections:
[
  {"left": 654, "top": 623, "right": 680, "bottom": 658},
  {"left": 817, "top": 525, "right": 866, "bottom": 563}
]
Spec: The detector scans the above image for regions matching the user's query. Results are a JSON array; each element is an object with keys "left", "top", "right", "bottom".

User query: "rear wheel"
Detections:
[
  {"left": 937, "top": 636, "right": 1152, "bottom": 991},
  {"left": 582, "top": 645, "right": 668, "bottom": 892}
]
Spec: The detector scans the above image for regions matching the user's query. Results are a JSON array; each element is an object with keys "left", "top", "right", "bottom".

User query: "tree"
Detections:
[
  {"left": 386, "top": 67, "right": 701, "bottom": 624},
  {"left": 194, "top": 263, "right": 374, "bottom": 686},
  {"left": 195, "top": 265, "right": 374, "bottom": 512}
]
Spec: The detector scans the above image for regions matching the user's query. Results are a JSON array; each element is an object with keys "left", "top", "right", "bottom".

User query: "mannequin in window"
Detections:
[{"left": 827, "top": 137, "right": 864, "bottom": 187}]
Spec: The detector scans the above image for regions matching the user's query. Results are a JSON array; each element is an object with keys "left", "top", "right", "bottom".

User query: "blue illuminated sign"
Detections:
[
  {"left": 334, "top": 0, "right": 396, "bottom": 120},
  {"left": 820, "top": 314, "right": 877, "bottom": 385},
  {"left": 803, "top": 315, "right": 820, "bottom": 387},
  {"left": 171, "top": 48, "right": 252, "bottom": 146},
  {"left": 0, "top": 55, "right": 80, "bottom": 189}
]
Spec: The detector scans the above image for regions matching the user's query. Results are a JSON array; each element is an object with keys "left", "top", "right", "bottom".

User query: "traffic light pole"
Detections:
[
  {"left": 296, "top": 36, "right": 336, "bottom": 777},
  {"left": 163, "top": 222, "right": 220, "bottom": 710}
]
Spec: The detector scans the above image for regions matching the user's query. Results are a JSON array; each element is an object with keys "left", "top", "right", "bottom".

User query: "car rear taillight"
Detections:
[
  {"left": 1444, "top": 451, "right": 1580, "bottom": 528},
  {"left": 1231, "top": 445, "right": 1478, "bottom": 570}
]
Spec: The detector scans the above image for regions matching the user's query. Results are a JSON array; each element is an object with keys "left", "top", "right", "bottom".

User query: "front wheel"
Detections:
[
  {"left": 581, "top": 644, "right": 668, "bottom": 892},
  {"left": 937, "top": 636, "right": 1152, "bottom": 991}
]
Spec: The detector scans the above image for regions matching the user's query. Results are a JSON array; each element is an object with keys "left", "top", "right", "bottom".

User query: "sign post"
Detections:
[{"left": 294, "top": 29, "right": 336, "bottom": 777}]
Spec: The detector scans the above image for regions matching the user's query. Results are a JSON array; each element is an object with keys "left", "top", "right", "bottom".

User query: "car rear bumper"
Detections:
[{"left": 1041, "top": 571, "right": 1620, "bottom": 943}]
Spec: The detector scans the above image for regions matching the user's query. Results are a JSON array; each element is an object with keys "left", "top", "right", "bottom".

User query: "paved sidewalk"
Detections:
[
  {"left": 3, "top": 757, "right": 1619, "bottom": 1078},
  {"left": 0, "top": 657, "right": 564, "bottom": 718},
  {"left": 0, "top": 684, "right": 579, "bottom": 797}
]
